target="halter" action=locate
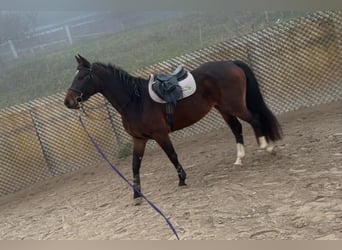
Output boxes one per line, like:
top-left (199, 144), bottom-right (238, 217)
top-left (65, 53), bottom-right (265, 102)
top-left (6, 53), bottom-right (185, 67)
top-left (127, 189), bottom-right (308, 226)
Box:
top-left (68, 64), bottom-right (95, 114)
top-left (67, 88), bottom-right (87, 115)
top-left (68, 87), bottom-right (83, 101)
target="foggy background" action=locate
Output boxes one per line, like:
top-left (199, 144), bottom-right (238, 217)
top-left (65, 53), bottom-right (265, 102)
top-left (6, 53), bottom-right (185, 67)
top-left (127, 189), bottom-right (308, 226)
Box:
top-left (0, 11), bottom-right (309, 109)
top-left (0, 11), bottom-right (183, 59)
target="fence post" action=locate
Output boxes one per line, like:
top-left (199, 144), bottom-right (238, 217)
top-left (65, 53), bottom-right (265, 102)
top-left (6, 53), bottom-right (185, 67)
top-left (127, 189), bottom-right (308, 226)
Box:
top-left (8, 40), bottom-right (18, 59)
top-left (264, 11), bottom-right (270, 23)
top-left (246, 44), bottom-right (255, 70)
top-left (198, 23), bottom-right (203, 47)
top-left (29, 103), bottom-right (55, 177)
top-left (103, 96), bottom-right (124, 151)
top-left (64, 25), bottom-right (73, 45)
top-left (119, 21), bottom-right (125, 32)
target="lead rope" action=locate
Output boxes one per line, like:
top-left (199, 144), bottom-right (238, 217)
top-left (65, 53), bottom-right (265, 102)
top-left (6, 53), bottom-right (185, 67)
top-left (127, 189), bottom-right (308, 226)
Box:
top-left (77, 111), bottom-right (180, 240)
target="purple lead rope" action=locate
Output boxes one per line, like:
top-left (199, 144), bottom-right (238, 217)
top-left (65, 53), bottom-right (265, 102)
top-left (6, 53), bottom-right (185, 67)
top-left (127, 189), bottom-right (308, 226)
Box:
top-left (78, 114), bottom-right (180, 240)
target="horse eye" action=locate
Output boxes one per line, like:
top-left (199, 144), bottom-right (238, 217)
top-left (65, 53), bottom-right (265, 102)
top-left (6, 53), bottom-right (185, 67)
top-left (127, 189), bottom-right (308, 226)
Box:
top-left (78, 74), bottom-right (87, 81)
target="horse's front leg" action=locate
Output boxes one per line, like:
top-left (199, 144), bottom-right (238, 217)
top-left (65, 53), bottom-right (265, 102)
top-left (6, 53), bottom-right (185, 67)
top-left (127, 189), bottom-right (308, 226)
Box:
top-left (132, 137), bottom-right (147, 206)
top-left (154, 134), bottom-right (187, 186)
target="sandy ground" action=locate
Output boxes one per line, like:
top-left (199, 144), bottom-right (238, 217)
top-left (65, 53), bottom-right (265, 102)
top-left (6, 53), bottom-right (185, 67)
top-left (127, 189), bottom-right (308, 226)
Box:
top-left (0, 101), bottom-right (341, 240)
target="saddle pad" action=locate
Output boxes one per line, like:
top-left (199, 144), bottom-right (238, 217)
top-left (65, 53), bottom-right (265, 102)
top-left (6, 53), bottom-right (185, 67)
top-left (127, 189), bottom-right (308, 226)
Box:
top-left (148, 72), bottom-right (196, 103)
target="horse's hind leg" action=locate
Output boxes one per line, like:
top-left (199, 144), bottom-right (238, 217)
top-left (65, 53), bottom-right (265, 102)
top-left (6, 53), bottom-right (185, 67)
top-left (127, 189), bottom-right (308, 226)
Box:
top-left (234, 109), bottom-right (271, 151)
top-left (154, 134), bottom-right (187, 186)
top-left (216, 109), bottom-right (245, 165)
top-left (227, 116), bottom-right (246, 165)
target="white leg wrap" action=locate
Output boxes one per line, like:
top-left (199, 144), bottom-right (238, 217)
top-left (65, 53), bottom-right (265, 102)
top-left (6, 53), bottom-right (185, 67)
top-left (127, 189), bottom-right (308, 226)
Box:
top-left (234, 143), bottom-right (245, 165)
top-left (237, 143), bottom-right (245, 158)
top-left (258, 136), bottom-right (268, 149)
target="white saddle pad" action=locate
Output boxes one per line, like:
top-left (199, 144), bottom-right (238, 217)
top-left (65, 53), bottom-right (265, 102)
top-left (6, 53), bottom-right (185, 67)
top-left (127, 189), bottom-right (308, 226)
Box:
top-left (148, 72), bottom-right (196, 103)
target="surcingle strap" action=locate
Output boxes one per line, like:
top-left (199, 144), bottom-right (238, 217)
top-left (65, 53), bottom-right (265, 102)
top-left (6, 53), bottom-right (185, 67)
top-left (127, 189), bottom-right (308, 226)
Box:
top-left (152, 65), bottom-right (186, 131)
top-left (153, 80), bottom-right (179, 131)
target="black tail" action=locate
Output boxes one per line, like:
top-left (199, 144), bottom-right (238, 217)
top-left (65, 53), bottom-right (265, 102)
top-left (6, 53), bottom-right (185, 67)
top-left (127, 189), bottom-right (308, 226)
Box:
top-left (233, 60), bottom-right (283, 142)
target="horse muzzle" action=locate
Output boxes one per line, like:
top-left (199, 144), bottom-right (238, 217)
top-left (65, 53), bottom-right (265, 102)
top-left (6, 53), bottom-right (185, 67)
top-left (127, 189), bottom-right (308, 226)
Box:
top-left (64, 91), bottom-right (81, 109)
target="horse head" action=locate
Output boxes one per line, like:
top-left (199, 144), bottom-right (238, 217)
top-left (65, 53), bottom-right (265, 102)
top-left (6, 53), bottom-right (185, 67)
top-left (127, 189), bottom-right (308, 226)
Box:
top-left (64, 54), bottom-right (99, 109)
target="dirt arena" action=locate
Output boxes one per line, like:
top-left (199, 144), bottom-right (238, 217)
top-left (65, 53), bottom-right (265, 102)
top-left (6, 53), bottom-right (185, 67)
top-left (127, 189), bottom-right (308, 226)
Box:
top-left (0, 101), bottom-right (341, 240)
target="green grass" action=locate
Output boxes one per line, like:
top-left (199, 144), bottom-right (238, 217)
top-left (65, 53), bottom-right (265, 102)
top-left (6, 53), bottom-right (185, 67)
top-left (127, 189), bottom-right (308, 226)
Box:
top-left (0, 11), bottom-right (308, 109)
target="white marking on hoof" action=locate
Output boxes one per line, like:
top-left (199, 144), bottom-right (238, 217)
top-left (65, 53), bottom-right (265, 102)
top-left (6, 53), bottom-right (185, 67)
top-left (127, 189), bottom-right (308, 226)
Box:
top-left (258, 136), bottom-right (267, 149)
top-left (234, 158), bottom-right (243, 166)
top-left (266, 143), bottom-right (275, 153)
top-left (234, 143), bottom-right (245, 165)
top-left (133, 197), bottom-right (143, 206)
top-left (237, 143), bottom-right (245, 158)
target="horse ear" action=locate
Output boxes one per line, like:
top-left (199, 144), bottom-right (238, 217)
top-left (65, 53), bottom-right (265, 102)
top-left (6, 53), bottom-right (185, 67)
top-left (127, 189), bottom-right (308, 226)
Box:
top-left (77, 54), bottom-right (91, 68)
top-left (75, 55), bottom-right (81, 64)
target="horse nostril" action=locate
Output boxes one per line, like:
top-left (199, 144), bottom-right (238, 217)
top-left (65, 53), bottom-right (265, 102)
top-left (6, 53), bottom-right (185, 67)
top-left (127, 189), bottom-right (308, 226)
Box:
top-left (64, 98), bottom-right (70, 107)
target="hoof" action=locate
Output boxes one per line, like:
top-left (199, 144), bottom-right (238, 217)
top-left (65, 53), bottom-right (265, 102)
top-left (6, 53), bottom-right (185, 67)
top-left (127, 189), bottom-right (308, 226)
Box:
top-left (234, 158), bottom-right (243, 166)
top-left (258, 136), bottom-right (268, 149)
top-left (133, 197), bottom-right (143, 206)
top-left (266, 145), bottom-right (275, 154)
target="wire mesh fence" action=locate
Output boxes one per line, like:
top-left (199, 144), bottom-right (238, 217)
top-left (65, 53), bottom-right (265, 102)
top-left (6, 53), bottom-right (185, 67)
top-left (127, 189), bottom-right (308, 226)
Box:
top-left (0, 11), bottom-right (341, 196)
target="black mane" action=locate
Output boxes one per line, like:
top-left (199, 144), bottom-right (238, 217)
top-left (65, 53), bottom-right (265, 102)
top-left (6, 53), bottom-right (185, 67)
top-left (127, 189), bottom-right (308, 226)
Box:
top-left (94, 62), bottom-right (147, 98)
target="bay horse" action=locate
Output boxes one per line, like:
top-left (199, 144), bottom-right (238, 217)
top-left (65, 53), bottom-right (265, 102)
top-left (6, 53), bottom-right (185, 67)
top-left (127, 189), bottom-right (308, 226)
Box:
top-left (64, 54), bottom-right (282, 205)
